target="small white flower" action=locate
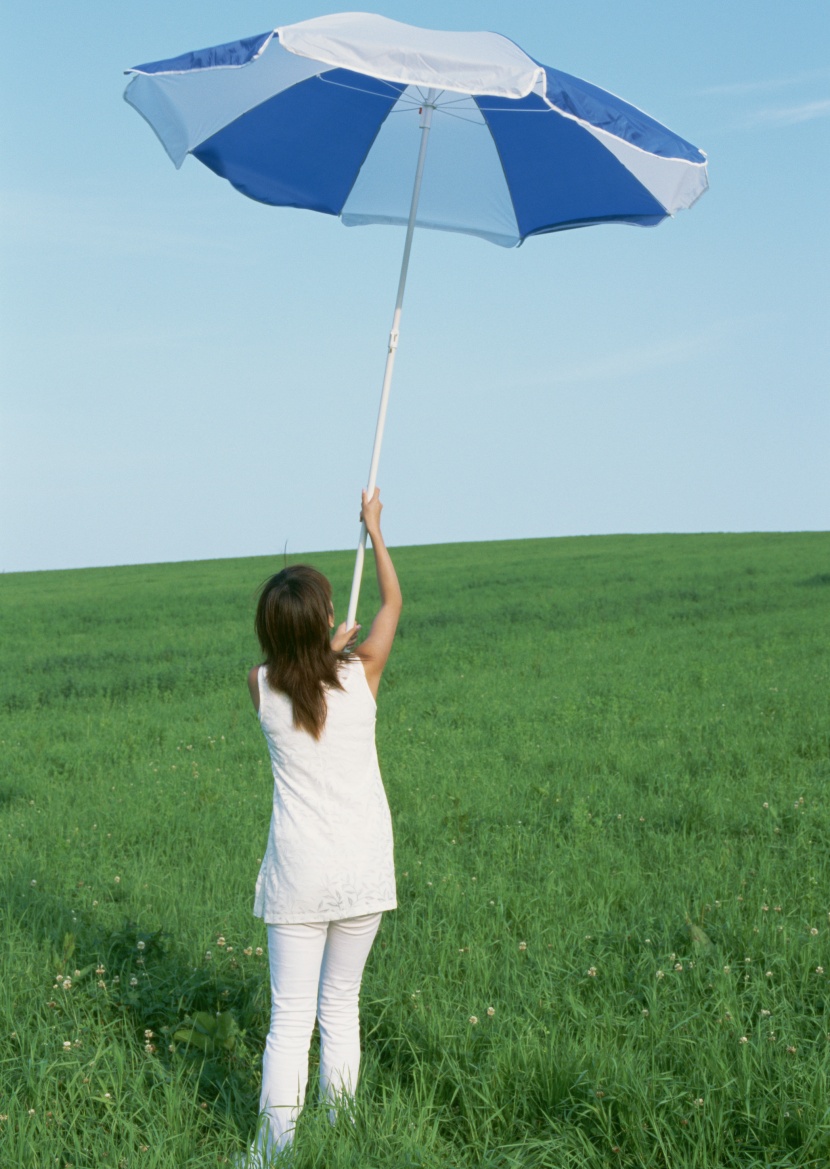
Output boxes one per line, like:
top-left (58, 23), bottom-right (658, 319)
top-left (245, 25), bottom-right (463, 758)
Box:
top-left (469, 1015), bottom-right (478, 1025)
top-left (739, 1036), bottom-right (748, 1044)
top-left (136, 940), bottom-right (145, 951)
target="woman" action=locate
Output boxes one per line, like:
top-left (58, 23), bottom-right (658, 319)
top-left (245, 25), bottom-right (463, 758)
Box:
top-left (244, 487), bottom-right (401, 1164)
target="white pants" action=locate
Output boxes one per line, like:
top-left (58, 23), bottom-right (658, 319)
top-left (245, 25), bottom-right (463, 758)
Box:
top-left (256, 912), bottom-right (381, 1160)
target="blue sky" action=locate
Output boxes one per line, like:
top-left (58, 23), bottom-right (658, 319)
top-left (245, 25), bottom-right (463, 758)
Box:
top-left (2, 1), bottom-right (828, 573)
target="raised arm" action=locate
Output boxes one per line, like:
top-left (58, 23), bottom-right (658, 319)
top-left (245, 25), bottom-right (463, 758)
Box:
top-left (354, 487), bottom-right (402, 699)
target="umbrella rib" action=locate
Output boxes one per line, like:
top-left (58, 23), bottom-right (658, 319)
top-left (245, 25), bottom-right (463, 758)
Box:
top-left (316, 73), bottom-right (410, 102)
top-left (434, 109), bottom-right (489, 126)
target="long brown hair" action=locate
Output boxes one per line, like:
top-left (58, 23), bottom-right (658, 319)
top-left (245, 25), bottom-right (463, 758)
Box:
top-left (254, 565), bottom-right (346, 739)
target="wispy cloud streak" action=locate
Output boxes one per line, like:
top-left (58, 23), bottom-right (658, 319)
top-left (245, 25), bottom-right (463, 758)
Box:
top-left (743, 98), bottom-right (830, 127)
top-left (700, 69), bottom-right (830, 97)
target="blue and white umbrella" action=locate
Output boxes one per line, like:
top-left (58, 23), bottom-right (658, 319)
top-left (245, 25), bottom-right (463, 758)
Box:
top-left (125, 12), bottom-right (708, 620)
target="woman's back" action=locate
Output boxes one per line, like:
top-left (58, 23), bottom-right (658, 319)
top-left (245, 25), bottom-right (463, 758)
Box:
top-left (254, 658), bottom-right (396, 924)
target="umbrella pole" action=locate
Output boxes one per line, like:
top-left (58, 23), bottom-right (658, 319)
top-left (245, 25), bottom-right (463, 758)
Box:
top-left (346, 90), bottom-right (437, 629)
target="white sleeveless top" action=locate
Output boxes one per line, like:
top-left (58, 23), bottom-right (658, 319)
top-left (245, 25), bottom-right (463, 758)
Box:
top-left (253, 657), bottom-right (397, 924)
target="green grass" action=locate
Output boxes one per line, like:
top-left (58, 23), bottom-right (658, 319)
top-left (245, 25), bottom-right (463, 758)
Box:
top-left (1, 531), bottom-right (829, 1167)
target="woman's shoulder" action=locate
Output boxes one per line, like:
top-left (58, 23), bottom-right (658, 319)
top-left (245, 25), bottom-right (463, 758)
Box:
top-left (247, 664), bottom-right (262, 713)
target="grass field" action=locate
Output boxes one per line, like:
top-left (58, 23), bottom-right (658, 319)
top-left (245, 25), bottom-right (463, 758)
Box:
top-left (1, 531), bottom-right (829, 1168)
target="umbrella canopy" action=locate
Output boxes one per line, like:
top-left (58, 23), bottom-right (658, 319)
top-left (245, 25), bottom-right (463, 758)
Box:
top-left (125, 12), bottom-right (708, 249)
top-left (125, 13), bottom-right (708, 622)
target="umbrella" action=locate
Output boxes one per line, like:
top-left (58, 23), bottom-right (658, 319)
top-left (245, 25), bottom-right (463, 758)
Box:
top-left (124, 12), bottom-right (708, 622)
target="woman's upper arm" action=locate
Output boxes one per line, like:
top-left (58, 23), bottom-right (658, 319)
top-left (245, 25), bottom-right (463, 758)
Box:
top-left (355, 602), bottom-right (401, 698)
top-left (247, 665), bottom-right (261, 712)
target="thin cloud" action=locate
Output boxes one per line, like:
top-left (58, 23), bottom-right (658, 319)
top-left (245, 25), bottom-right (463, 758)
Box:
top-left (520, 315), bottom-right (772, 391)
top-left (700, 69), bottom-right (830, 96)
top-left (540, 332), bottom-right (718, 388)
top-left (743, 98), bottom-right (830, 127)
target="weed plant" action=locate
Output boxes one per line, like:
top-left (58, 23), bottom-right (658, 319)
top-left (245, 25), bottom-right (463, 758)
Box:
top-left (1, 532), bottom-right (829, 1167)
